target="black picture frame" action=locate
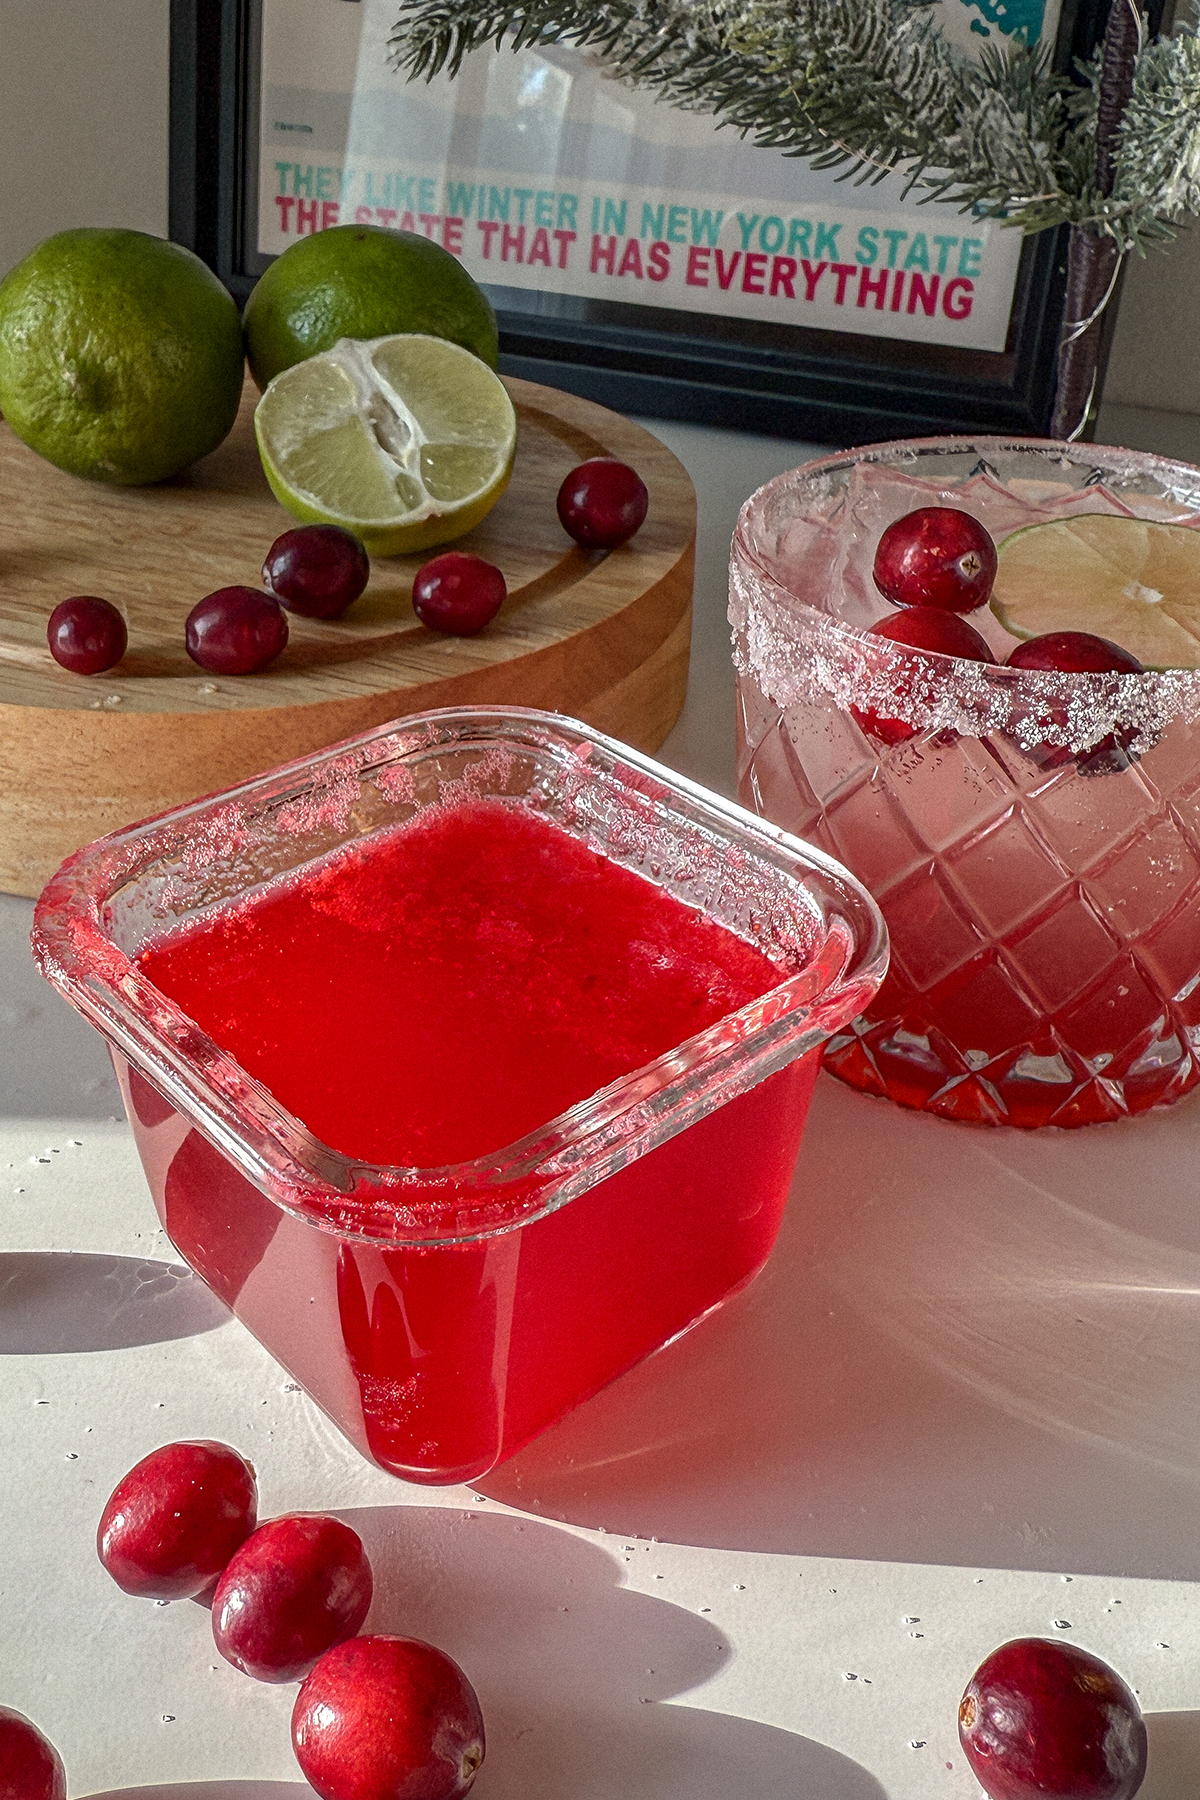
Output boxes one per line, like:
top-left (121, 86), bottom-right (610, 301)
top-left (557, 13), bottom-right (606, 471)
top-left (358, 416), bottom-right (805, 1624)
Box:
top-left (170, 0), bottom-right (1134, 442)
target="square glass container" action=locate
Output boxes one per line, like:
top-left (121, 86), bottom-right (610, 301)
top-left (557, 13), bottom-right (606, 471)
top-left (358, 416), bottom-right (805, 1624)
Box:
top-left (32, 706), bottom-right (886, 1484)
top-left (731, 437), bottom-right (1200, 1129)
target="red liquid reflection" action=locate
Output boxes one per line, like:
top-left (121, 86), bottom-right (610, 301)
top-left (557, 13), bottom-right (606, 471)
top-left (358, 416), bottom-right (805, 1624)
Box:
top-left (117, 1053), bottom-right (818, 1483)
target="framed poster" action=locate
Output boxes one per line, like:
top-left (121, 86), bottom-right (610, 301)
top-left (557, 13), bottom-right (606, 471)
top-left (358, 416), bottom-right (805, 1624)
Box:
top-left (170, 0), bottom-right (1120, 439)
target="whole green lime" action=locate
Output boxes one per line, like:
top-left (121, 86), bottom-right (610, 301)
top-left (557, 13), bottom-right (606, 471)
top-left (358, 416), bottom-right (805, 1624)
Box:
top-left (0, 229), bottom-right (244, 485)
top-left (243, 225), bottom-right (499, 390)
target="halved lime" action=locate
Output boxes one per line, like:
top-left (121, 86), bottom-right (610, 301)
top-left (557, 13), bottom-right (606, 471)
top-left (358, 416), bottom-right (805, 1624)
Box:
top-left (254, 334), bottom-right (517, 556)
top-left (991, 513), bottom-right (1200, 670)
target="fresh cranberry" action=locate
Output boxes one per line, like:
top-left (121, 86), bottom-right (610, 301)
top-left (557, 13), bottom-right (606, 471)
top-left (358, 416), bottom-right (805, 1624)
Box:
top-left (1006, 631), bottom-right (1144, 675)
top-left (556, 458), bottom-right (649, 549)
top-left (46, 596), bottom-right (127, 674)
top-left (293, 1636), bottom-right (485, 1800)
top-left (411, 553), bottom-right (506, 636)
top-left (263, 526), bottom-right (370, 619)
top-left (0, 1708), bottom-right (65, 1800)
top-left (853, 605), bottom-right (995, 746)
top-left (869, 605), bottom-right (996, 660)
top-left (1006, 633), bottom-right (1144, 775)
top-left (186, 586), bottom-right (288, 674)
top-left (873, 506), bottom-right (997, 612)
top-left (211, 1513), bottom-right (372, 1682)
top-left (959, 1638), bottom-right (1147, 1800)
top-left (97, 1440), bottom-right (257, 1600)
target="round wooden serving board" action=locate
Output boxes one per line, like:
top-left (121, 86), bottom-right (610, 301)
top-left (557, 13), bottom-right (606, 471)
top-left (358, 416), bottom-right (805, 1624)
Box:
top-left (0, 375), bottom-right (695, 896)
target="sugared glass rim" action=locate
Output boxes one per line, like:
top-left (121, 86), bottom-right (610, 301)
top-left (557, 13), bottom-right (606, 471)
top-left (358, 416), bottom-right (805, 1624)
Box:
top-left (730, 435), bottom-right (1200, 753)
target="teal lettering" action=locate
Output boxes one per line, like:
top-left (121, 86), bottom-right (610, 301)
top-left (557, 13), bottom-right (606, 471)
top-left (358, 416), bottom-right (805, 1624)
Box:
top-left (535, 190), bottom-right (555, 227)
top-left (602, 198), bottom-right (627, 235)
top-left (666, 204), bottom-right (689, 243)
top-left (932, 234), bottom-right (959, 273)
top-left (786, 218), bottom-right (812, 257)
top-left (904, 233), bottom-right (931, 272)
top-left (736, 213), bottom-right (761, 250)
top-left (557, 193), bottom-right (577, 230)
top-left (446, 181), bottom-right (477, 218)
top-left (690, 208), bottom-right (723, 246)
top-left (959, 236), bottom-right (983, 276)
top-left (882, 228), bottom-right (907, 268)
top-left (488, 186), bottom-right (511, 221)
top-left (813, 221), bottom-right (841, 259)
top-left (855, 225), bottom-right (879, 266)
top-left (759, 215), bottom-right (785, 253)
top-left (641, 203), bottom-right (665, 240)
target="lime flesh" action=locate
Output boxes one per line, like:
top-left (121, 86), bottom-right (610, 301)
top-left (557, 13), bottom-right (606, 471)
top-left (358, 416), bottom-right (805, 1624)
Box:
top-left (254, 334), bottom-right (517, 556)
top-left (991, 513), bottom-right (1200, 670)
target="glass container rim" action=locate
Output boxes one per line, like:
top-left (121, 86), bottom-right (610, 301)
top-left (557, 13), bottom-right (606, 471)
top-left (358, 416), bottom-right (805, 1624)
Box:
top-left (31, 705), bottom-right (888, 1248)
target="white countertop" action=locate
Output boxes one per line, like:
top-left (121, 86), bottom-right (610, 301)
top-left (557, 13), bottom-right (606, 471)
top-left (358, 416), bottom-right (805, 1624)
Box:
top-left (4, 415), bottom-right (1200, 1800)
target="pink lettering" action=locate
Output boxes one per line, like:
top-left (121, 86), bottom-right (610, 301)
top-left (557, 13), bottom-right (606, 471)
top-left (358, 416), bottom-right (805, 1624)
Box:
top-left (590, 235), bottom-right (618, 274)
top-left (714, 250), bottom-right (741, 291)
top-left (942, 277), bottom-right (974, 320)
top-left (830, 263), bottom-right (857, 304)
top-left (769, 255), bottom-right (797, 299)
top-left (742, 252), bottom-right (768, 295)
top-left (800, 260), bottom-right (827, 301)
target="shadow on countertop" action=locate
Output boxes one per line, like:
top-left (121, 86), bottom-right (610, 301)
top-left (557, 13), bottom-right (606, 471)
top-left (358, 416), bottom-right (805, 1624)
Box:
top-left (0, 1252), bottom-right (228, 1352)
top-left (349, 1504), bottom-right (887, 1800)
top-left (482, 1074), bottom-right (1200, 1581)
top-left (2, 893), bottom-right (122, 1121)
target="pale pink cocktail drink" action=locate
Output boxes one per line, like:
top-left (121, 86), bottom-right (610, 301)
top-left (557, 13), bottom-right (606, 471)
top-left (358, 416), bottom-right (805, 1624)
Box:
top-left (732, 439), bottom-right (1200, 1128)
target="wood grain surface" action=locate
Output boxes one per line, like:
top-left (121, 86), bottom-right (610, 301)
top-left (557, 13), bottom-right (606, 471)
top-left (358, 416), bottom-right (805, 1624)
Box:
top-left (0, 375), bottom-right (696, 896)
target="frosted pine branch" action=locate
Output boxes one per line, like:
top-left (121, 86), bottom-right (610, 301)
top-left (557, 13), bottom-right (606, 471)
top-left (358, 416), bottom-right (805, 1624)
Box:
top-left (387, 0), bottom-right (1200, 250)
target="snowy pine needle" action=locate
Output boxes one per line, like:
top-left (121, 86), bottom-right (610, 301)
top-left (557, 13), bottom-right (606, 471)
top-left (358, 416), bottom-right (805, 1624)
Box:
top-left (387, 0), bottom-right (1200, 250)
